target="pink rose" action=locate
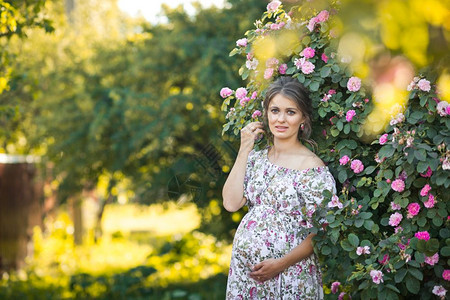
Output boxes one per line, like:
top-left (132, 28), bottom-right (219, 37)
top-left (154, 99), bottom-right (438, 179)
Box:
top-left (443, 270), bottom-right (450, 281)
top-left (437, 101), bottom-right (449, 116)
top-left (264, 68), bottom-right (274, 79)
top-left (346, 109), bottom-right (356, 122)
top-left (424, 193), bottom-right (435, 208)
top-left (266, 0), bottom-right (281, 13)
top-left (417, 78), bottom-right (431, 92)
top-left (331, 281), bottom-right (340, 294)
top-left (302, 47), bottom-right (315, 59)
top-left (356, 246), bottom-right (370, 255)
top-left (370, 270), bottom-right (383, 284)
top-left (251, 91), bottom-right (258, 99)
top-left (415, 231), bottom-right (430, 241)
top-left (328, 89), bottom-right (336, 95)
top-left (338, 292), bottom-right (346, 300)
top-left (389, 212), bottom-right (403, 227)
top-left (316, 10), bottom-right (330, 22)
top-left (432, 285), bottom-right (447, 298)
top-left (347, 76), bottom-right (362, 92)
top-left (307, 17), bottom-right (318, 32)
top-left (294, 57), bottom-right (304, 69)
top-left (391, 179), bottom-right (405, 192)
top-left (328, 195), bottom-right (343, 209)
top-left (321, 53), bottom-right (328, 63)
top-left (278, 63), bottom-right (288, 74)
top-left (220, 87), bottom-right (233, 98)
top-left (339, 155), bottom-right (350, 165)
top-left (420, 184), bottom-right (431, 196)
top-left (420, 167), bottom-right (433, 178)
top-left (390, 201), bottom-right (401, 210)
top-left (350, 159), bottom-right (364, 173)
top-left (235, 87), bottom-right (248, 100)
top-left (379, 133), bottom-right (388, 145)
top-left (301, 61), bottom-right (315, 74)
top-left (379, 254), bottom-right (390, 265)
top-left (252, 110), bottom-right (262, 119)
top-left (236, 38), bottom-right (248, 47)
top-left (425, 253), bottom-right (439, 266)
top-left (407, 203), bottom-right (420, 218)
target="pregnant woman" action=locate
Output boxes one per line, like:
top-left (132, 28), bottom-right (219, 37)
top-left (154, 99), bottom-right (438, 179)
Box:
top-left (222, 76), bottom-right (336, 299)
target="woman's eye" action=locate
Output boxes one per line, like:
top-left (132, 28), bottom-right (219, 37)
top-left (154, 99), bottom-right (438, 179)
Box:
top-left (288, 111), bottom-right (295, 115)
top-left (271, 109), bottom-right (279, 113)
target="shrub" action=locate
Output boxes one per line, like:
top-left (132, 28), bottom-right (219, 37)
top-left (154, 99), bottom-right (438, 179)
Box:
top-left (220, 2), bottom-right (450, 299)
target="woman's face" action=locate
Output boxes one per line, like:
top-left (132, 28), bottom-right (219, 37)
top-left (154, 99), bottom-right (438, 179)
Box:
top-left (267, 93), bottom-right (305, 141)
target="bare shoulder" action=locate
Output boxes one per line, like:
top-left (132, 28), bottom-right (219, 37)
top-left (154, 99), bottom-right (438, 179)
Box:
top-left (294, 148), bottom-right (325, 170)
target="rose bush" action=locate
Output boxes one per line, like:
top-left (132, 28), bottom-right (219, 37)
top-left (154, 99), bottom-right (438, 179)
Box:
top-left (220, 1), bottom-right (449, 299)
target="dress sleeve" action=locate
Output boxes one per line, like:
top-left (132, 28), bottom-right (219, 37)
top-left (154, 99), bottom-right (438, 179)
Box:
top-left (302, 168), bottom-right (337, 229)
top-left (243, 149), bottom-right (256, 203)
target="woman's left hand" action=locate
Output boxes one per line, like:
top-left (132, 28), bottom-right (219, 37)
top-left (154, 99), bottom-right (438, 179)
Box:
top-left (249, 258), bottom-right (285, 282)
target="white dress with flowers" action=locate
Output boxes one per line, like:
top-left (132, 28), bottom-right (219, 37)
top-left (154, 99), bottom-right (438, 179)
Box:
top-left (226, 147), bottom-right (336, 300)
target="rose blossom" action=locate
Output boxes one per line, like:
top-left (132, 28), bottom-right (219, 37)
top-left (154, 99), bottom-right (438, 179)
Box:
top-left (328, 195), bottom-right (343, 209)
top-left (246, 58), bottom-right (259, 70)
top-left (379, 133), bottom-right (388, 145)
top-left (220, 87), bottom-right (233, 98)
top-left (391, 179), bottom-right (405, 192)
top-left (424, 193), bottom-right (435, 208)
top-left (338, 292), bottom-right (347, 300)
top-left (307, 17), bottom-right (318, 32)
top-left (437, 101), bottom-right (449, 117)
top-left (235, 87), bottom-right (248, 100)
top-left (331, 281), bottom-right (340, 294)
top-left (389, 212), bottom-right (403, 227)
top-left (316, 10), bottom-right (329, 22)
top-left (415, 231), bottom-right (430, 241)
top-left (390, 201), bottom-right (401, 210)
top-left (264, 68), bottom-right (274, 79)
top-left (266, 57), bottom-right (279, 68)
top-left (379, 254), bottom-right (390, 265)
top-left (294, 57), bottom-right (304, 69)
top-left (251, 91), bottom-right (258, 99)
top-left (321, 53), bottom-right (328, 63)
top-left (420, 184), bottom-right (431, 196)
top-left (425, 253), bottom-right (439, 266)
top-left (302, 47), bottom-right (315, 59)
top-left (252, 110), bottom-right (262, 119)
top-left (239, 97), bottom-right (250, 106)
top-left (236, 38), bottom-right (248, 47)
top-left (346, 110), bottom-right (356, 122)
top-left (339, 155), bottom-right (350, 165)
top-left (301, 61), bottom-right (315, 74)
top-left (278, 64), bottom-right (288, 74)
top-left (356, 246), bottom-right (371, 255)
top-left (417, 78), bottom-right (431, 92)
top-left (443, 270), bottom-right (450, 281)
top-left (432, 285), bottom-right (447, 298)
top-left (347, 76), bottom-right (361, 92)
top-left (443, 157), bottom-right (450, 170)
top-left (407, 203), bottom-right (420, 218)
top-left (370, 270), bottom-right (383, 284)
top-left (350, 159), bottom-right (364, 173)
top-left (267, 0), bottom-right (281, 13)
top-left (420, 167), bottom-right (433, 178)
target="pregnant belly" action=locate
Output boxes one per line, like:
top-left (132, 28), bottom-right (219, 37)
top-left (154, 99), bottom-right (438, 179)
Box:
top-left (232, 213), bottom-right (293, 270)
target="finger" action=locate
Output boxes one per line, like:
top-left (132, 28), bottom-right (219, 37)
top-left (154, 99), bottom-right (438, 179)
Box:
top-left (252, 263), bottom-right (264, 271)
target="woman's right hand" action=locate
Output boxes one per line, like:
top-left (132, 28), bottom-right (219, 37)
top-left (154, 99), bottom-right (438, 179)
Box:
top-left (240, 122), bottom-right (264, 153)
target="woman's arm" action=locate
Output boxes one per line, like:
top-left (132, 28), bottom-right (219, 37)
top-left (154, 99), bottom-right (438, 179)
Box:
top-left (222, 122), bottom-right (264, 212)
top-left (249, 233), bottom-right (315, 281)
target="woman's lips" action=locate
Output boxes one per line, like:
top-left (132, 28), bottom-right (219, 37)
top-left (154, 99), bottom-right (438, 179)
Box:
top-left (275, 126), bottom-right (288, 132)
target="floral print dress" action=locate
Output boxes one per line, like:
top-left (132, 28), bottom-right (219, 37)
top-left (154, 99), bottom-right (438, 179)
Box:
top-left (226, 146), bottom-right (336, 300)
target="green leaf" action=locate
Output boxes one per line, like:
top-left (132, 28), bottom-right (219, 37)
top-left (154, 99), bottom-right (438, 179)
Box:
top-left (321, 245), bottom-right (331, 255)
top-left (320, 66), bottom-right (331, 78)
top-left (414, 150), bottom-right (426, 162)
top-left (364, 220), bottom-right (374, 230)
top-left (310, 81), bottom-right (320, 91)
top-left (408, 268), bottom-right (423, 281)
top-left (386, 284), bottom-right (400, 294)
top-left (340, 239), bottom-right (355, 252)
top-left (338, 170), bottom-right (348, 183)
top-left (355, 218), bottom-right (364, 228)
top-left (405, 276), bottom-right (420, 294)
top-left (286, 66), bottom-right (297, 75)
top-left (433, 217), bottom-right (443, 227)
top-left (441, 246), bottom-right (450, 256)
top-left (394, 268), bottom-right (407, 283)
top-left (416, 161), bottom-right (429, 173)
top-left (348, 233), bottom-right (359, 247)
top-left (364, 166), bottom-right (376, 175)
